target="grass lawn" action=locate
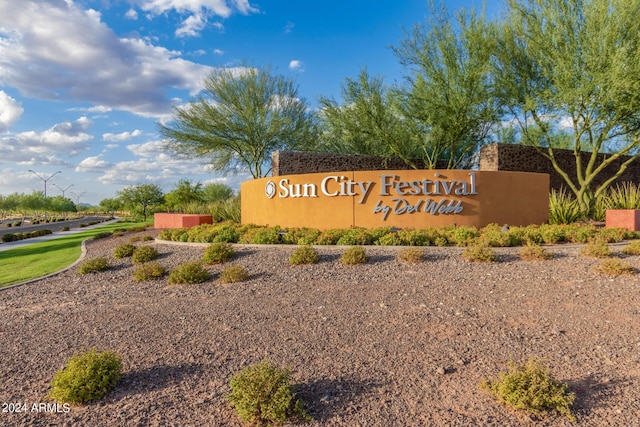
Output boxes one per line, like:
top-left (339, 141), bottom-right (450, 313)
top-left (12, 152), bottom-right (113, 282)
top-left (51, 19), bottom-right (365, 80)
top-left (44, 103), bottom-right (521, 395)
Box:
top-left (0, 221), bottom-right (148, 288)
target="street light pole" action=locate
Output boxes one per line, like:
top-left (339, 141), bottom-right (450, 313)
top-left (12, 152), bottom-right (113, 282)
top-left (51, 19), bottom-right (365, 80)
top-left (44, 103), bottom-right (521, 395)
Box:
top-left (70, 191), bottom-right (86, 206)
top-left (52, 183), bottom-right (74, 198)
top-left (28, 170), bottom-right (62, 198)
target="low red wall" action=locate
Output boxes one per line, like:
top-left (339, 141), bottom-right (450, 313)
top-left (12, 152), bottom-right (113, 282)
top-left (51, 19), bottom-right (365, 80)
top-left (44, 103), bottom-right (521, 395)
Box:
top-left (605, 210), bottom-right (640, 231)
top-left (154, 213), bottom-right (213, 229)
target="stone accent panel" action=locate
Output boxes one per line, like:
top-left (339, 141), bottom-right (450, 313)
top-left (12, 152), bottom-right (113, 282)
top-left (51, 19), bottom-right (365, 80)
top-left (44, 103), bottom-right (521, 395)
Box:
top-left (272, 151), bottom-right (448, 176)
top-left (480, 143), bottom-right (640, 192)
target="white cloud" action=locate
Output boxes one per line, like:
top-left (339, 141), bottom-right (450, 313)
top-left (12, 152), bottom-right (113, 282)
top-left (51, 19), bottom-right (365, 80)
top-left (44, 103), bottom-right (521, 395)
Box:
top-left (213, 48), bottom-right (224, 55)
top-left (289, 60), bottom-right (304, 72)
top-left (75, 155), bottom-right (113, 172)
top-left (0, 0), bottom-right (248, 118)
top-left (98, 140), bottom-right (211, 186)
top-left (125, 8), bottom-right (138, 19)
top-left (0, 91), bottom-right (23, 132)
top-left (284, 22), bottom-right (295, 34)
top-left (102, 130), bottom-right (143, 142)
top-left (135, 0), bottom-right (259, 37)
top-left (0, 116), bottom-right (93, 165)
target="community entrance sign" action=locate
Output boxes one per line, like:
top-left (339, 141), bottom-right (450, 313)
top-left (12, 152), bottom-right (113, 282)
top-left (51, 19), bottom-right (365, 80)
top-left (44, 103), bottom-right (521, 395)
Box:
top-left (241, 170), bottom-right (549, 230)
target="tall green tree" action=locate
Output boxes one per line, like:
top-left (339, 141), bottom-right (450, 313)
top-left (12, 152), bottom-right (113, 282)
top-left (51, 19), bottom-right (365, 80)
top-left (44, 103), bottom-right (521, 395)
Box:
top-left (318, 69), bottom-right (421, 163)
top-left (160, 66), bottom-right (318, 179)
top-left (164, 179), bottom-right (204, 212)
top-left (202, 182), bottom-right (234, 203)
top-left (117, 184), bottom-right (164, 221)
top-left (393, 5), bottom-right (500, 168)
top-left (494, 0), bottom-right (640, 211)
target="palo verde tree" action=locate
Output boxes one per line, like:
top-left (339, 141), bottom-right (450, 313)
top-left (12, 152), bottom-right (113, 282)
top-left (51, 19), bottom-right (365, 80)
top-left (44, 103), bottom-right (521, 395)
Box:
top-left (493, 0), bottom-right (640, 212)
top-left (392, 5), bottom-right (501, 169)
top-left (160, 66), bottom-right (318, 179)
top-left (318, 69), bottom-right (422, 163)
top-left (117, 183), bottom-right (164, 221)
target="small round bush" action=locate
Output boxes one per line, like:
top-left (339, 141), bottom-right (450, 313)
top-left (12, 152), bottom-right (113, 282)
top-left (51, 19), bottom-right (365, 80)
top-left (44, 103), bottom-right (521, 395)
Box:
top-left (622, 240), bottom-right (640, 256)
top-left (169, 261), bottom-right (211, 284)
top-left (62, 226), bottom-right (70, 232)
top-left (397, 247), bottom-right (424, 264)
top-left (519, 242), bottom-right (554, 261)
top-left (78, 257), bottom-right (111, 274)
top-left (49, 349), bottom-right (122, 404)
top-left (289, 246), bottom-right (320, 265)
top-left (229, 359), bottom-right (310, 426)
top-left (132, 245), bottom-right (160, 264)
top-left (202, 242), bottom-right (235, 264)
top-left (220, 265), bottom-right (249, 283)
top-left (92, 231), bottom-right (113, 240)
top-left (133, 262), bottom-right (166, 281)
top-left (340, 246), bottom-right (367, 265)
top-left (595, 259), bottom-right (635, 276)
top-left (113, 243), bottom-right (136, 259)
top-left (580, 238), bottom-right (612, 258)
top-left (481, 357), bottom-right (575, 421)
top-left (462, 244), bottom-right (497, 262)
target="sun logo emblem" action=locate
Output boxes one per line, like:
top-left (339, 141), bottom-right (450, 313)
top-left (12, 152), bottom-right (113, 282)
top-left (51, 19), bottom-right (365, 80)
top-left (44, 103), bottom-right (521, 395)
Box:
top-left (265, 180), bottom-right (276, 199)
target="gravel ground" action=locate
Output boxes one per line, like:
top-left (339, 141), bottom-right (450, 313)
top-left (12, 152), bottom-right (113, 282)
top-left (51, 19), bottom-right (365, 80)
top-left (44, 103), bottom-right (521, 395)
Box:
top-left (1, 229), bottom-right (640, 426)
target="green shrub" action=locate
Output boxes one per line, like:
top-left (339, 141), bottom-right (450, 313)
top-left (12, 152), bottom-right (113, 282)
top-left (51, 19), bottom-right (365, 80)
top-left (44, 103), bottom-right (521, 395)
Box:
top-left (289, 246), bottom-right (320, 265)
top-left (281, 228), bottom-right (321, 245)
top-left (61, 226), bottom-right (70, 232)
top-left (202, 242), bottom-right (236, 264)
top-left (580, 239), bottom-right (612, 258)
top-left (603, 182), bottom-right (640, 210)
top-left (49, 349), bottom-right (122, 404)
top-left (92, 231), bottom-right (112, 240)
top-left (397, 247), bottom-right (424, 264)
top-left (481, 357), bottom-right (575, 421)
top-left (113, 243), bottom-right (136, 259)
top-left (538, 224), bottom-right (566, 244)
top-left (479, 224), bottom-right (514, 247)
top-left (548, 188), bottom-right (584, 224)
top-left (622, 240), bottom-right (640, 255)
top-left (519, 242), bottom-right (554, 261)
top-left (133, 262), bottom-right (166, 281)
top-left (78, 257), bottom-right (111, 274)
top-left (132, 246), bottom-right (160, 264)
top-left (1, 233), bottom-right (17, 242)
top-left (228, 359), bottom-right (310, 426)
top-left (565, 223), bottom-right (597, 244)
top-left (462, 244), bottom-right (497, 262)
top-left (595, 259), bottom-right (635, 276)
top-left (240, 227), bottom-right (281, 244)
top-left (336, 228), bottom-right (373, 246)
top-left (396, 228), bottom-right (435, 246)
top-left (220, 265), bottom-right (249, 283)
top-left (445, 225), bottom-right (480, 246)
top-left (315, 228), bottom-right (347, 245)
top-left (169, 261), bottom-right (211, 284)
top-left (341, 246), bottom-right (367, 265)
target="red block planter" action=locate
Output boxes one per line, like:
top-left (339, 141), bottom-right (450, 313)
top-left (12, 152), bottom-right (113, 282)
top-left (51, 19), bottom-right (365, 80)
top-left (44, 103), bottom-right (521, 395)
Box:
top-left (154, 213), bottom-right (213, 229)
top-left (605, 209), bottom-right (640, 231)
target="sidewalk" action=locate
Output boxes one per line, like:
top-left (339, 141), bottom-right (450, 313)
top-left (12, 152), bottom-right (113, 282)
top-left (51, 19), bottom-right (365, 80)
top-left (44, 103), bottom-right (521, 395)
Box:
top-left (0, 217), bottom-right (121, 252)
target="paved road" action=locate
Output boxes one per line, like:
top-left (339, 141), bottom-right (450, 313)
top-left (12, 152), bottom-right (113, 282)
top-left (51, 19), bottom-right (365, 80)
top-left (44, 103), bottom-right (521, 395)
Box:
top-left (0, 217), bottom-right (120, 252)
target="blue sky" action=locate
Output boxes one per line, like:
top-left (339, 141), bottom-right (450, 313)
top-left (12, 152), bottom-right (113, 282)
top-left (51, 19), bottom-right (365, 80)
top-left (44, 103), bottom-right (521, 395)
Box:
top-left (0, 0), bottom-right (503, 205)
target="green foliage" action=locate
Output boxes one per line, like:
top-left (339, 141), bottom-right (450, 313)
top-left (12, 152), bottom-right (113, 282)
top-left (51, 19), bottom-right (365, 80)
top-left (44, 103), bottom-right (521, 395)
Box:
top-left (132, 245), bottom-right (160, 264)
top-left (281, 228), bottom-right (322, 245)
top-left (519, 242), bottom-right (554, 261)
top-left (202, 242), bottom-right (236, 264)
top-left (478, 224), bottom-right (516, 247)
top-left (169, 261), bottom-right (211, 284)
top-left (580, 238), bottom-right (612, 258)
top-left (209, 196), bottom-right (241, 223)
top-left (397, 247), bottom-right (424, 264)
top-left (49, 349), bottom-right (122, 404)
top-left (164, 179), bottom-right (204, 212)
top-left (289, 246), bottom-right (321, 265)
top-left (117, 183), bottom-right (164, 222)
top-left (445, 225), bottom-right (480, 246)
top-left (481, 357), bottom-right (575, 421)
top-left (341, 246), bottom-right (367, 265)
top-left (336, 228), bottom-right (374, 246)
top-left (315, 228), bottom-right (347, 245)
top-left (133, 262), bottom-right (166, 281)
top-left (92, 231), bottom-right (113, 240)
top-left (228, 359), bottom-right (310, 426)
top-left (220, 264), bottom-right (249, 283)
top-left (462, 243), bottom-right (497, 262)
top-left (548, 189), bottom-right (585, 225)
top-left (240, 227), bottom-right (281, 244)
top-left (113, 243), bottom-right (136, 259)
top-left (603, 182), bottom-right (640, 210)
top-left (160, 66), bottom-right (318, 179)
top-left (595, 259), bottom-right (635, 276)
top-left (622, 240), bottom-right (640, 255)
top-left (77, 257), bottom-right (111, 274)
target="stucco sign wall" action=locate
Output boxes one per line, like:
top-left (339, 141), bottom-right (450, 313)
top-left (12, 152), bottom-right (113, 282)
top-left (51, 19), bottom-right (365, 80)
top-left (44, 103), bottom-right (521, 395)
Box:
top-left (241, 170), bottom-right (549, 230)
